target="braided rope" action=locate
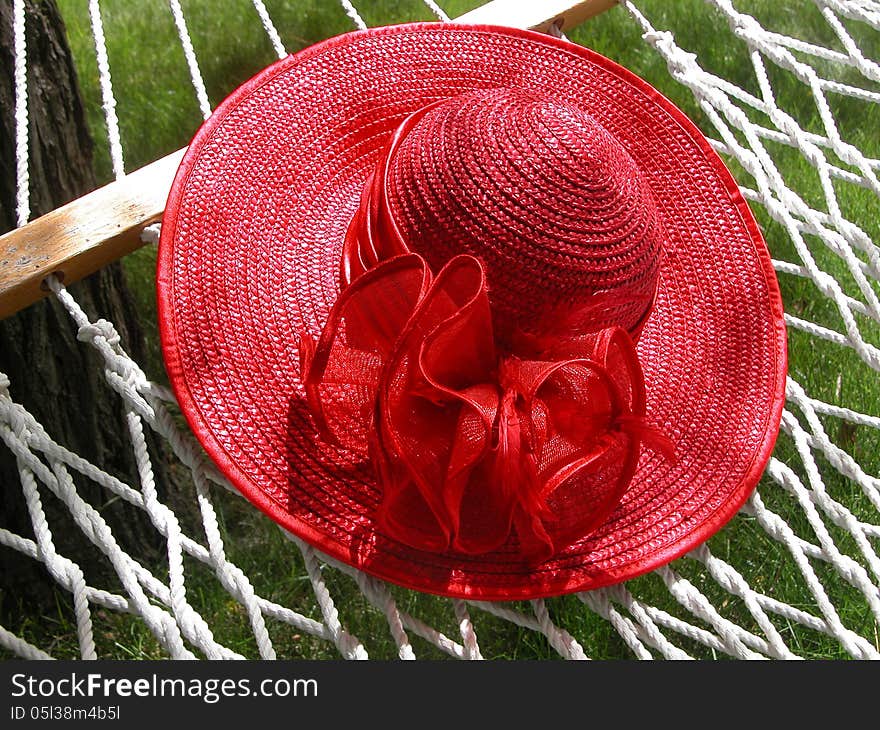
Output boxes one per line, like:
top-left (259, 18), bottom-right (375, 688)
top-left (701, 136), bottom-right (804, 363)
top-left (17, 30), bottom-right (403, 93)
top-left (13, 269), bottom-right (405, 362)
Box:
top-left (87, 0), bottom-right (125, 179)
top-left (12, 0), bottom-right (28, 226)
top-left (422, 1), bottom-right (451, 22)
top-left (167, 0), bottom-right (212, 120)
top-left (338, 1), bottom-right (367, 32)
top-left (2, 0), bottom-right (879, 659)
top-left (252, 0), bottom-right (287, 59)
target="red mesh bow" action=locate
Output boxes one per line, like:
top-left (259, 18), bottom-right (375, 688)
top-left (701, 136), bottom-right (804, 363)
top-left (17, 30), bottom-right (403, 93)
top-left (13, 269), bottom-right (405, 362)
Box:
top-left (300, 253), bottom-right (672, 561)
top-left (298, 101), bottom-right (672, 561)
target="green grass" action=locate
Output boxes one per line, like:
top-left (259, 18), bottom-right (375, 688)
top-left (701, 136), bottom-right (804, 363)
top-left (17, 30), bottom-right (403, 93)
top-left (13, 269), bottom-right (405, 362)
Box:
top-left (6, 0), bottom-right (877, 659)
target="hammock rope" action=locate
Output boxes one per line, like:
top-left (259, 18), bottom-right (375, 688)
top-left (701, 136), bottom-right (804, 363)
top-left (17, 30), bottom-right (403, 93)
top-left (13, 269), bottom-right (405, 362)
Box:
top-left (2, 0), bottom-right (879, 660)
top-left (88, 0), bottom-right (125, 180)
top-left (12, 0), bottom-right (29, 226)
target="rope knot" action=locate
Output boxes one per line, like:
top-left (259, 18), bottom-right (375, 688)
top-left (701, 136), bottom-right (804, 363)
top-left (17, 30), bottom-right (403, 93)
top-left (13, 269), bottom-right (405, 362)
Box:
top-left (77, 318), bottom-right (121, 347)
top-left (729, 12), bottom-right (763, 41)
top-left (643, 30), bottom-right (698, 74)
top-left (8, 407), bottom-right (31, 441)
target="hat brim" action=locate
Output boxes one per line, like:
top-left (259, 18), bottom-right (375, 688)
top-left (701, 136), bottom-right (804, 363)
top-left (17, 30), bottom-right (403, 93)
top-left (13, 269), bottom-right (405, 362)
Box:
top-left (157, 23), bottom-right (787, 600)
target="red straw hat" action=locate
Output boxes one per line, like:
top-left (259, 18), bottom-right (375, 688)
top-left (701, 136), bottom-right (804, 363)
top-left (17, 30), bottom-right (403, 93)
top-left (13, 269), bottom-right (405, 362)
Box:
top-left (157, 23), bottom-right (787, 600)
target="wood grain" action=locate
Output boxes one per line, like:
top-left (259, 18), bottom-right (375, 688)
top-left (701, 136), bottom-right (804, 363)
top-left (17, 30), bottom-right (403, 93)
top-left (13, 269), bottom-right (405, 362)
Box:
top-left (458, 0), bottom-right (618, 32)
top-left (0, 149), bottom-right (184, 319)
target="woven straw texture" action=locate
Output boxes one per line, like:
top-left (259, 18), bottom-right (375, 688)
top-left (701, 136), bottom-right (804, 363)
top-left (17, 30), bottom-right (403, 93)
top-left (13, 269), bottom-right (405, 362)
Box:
top-left (4, 0), bottom-right (879, 660)
top-left (386, 87), bottom-right (664, 340)
top-left (157, 23), bottom-right (787, 599)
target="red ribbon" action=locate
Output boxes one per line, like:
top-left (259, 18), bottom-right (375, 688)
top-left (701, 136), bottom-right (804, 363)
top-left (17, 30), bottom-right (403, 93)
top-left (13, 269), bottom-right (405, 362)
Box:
top-left (299, 107), bottom-right (673, 561)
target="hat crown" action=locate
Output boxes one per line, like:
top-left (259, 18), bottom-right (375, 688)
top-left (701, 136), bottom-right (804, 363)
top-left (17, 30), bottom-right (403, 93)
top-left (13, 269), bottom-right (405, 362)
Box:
top-left (385, 88), bottom-right (664, 342)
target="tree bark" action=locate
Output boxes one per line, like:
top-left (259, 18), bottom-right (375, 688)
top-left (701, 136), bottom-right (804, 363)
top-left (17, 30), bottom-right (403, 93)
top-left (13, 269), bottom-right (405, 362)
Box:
top-left (0, 0), bottom-right (183, 616)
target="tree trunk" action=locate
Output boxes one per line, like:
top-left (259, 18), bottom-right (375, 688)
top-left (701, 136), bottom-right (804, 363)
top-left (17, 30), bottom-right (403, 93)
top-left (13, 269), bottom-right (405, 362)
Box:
top-left (0, 0), bottom-right (183, 616)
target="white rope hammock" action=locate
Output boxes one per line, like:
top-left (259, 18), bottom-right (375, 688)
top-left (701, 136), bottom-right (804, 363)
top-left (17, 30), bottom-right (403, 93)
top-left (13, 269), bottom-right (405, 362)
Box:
top-left (2, 0), bottom-right (879, 659)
